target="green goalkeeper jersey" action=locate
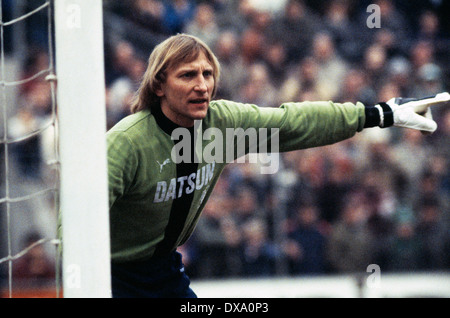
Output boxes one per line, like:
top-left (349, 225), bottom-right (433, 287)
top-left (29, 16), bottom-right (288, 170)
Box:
top-left (107, 99), bottom-right (366, 262)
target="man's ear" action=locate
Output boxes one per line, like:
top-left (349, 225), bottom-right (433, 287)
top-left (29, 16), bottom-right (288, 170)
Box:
top-left (154, 73), bottom-right (165, 97)
top-left (154, 83), bottom-right (164, 97)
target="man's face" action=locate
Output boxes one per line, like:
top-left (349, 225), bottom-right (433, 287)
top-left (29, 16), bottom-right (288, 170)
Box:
top-left (156, 51), bottom-right (215, 127)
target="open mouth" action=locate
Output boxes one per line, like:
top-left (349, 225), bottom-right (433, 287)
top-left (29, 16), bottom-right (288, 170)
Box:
top-left (189, 98), bottom-right (208, 105)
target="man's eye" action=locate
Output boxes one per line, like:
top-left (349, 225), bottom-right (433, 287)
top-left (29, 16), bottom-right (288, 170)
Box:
top-left (203, 71), bottom-right (213, 77)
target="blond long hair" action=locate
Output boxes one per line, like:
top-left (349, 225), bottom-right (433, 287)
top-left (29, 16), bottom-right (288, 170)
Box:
top-left (130, 34), bottom-right (221, 113)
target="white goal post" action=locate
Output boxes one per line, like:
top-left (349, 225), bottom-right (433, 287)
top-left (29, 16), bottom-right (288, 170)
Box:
top-left (54, 0), bottom-right (111, 297)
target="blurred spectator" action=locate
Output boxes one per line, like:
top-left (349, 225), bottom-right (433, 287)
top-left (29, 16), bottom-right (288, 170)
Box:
top-left (106, 56), bottom-right (146, 128)
top-left (416, 11), bottom-right (440, 43)
top-left (326, 192), bottom-right (373, 273)
top-left (369, 0), bottom-right (412, 56)
top-left (410, 40), bottom-right (435, 72)
top-left (391, 129), bottom-right (431, 200)
top-left (184, 3), bottom-right (220, 48)
top-left (279, 56), bottom-right (325, 103)
top-left (227, 162), bottom-right (271, 207)
top-left (20, 80), bottom-right (52, 117)
top-left (105, 40), bottom-right (136, 86)
top-left (270, 0), bottom-right (321, 64)
top-left (360, 169), bottom-right (396, 269)
top-left (238, 63), bottom-right (278, 107)
top-left (362, 44), bottom-right (388, 92)
top-left (239, 27), bottom-right (267, 66)
top-left (191, 194), bottom-right (242, 278)
top-left (264, 41), bottom-right (289, 88)
top-left (430, 111), bottom-right (450, 214)
top-left (388, 221), bottom-right (421, 271)
top-left (311, 32), bottom-right (348, 100)
top-left (283, 149), bottom-right (325, 215)
top-left (414, 10), bottom-right (449, 67)
top-left (20, 48), bottom-right (50, 94)
top-left (240, 218), bottom-right (278, 277)
top-left (162, 0), bottom-right (196, 34)
top-left (213, 31), bottom-right (247, 100)
top-left (12, 233), bottom-right (55, 286)
top-left (126, 0), bottom-right (169, 36)
top-left (230, 184), bottom-right (263, 227)
top-left (322, 0), bottom-right (364, 61)
top-left (414, 63), bottom-right (445, 98)
top-left (316, 145), bottom-right (356, 225)
top-left (214, 0), bottom-right (254, 34)
top-left (426, 153), bottom-right (449, 204)
top-left (8, 108), bottom-right (43, 179)
top-left (247, 0), bottom-right (288, 15)
top-left (408, 40), bottom-right (442, 96)
top-left (386, 56), bottom-right (413, 97)
top-left (434, 109), bottom-right (450, 159)
top-left (283, 204), bottom-right (327, 275)
top-left (415, 197), bottom-right (448, 270)
top-left (335, 68), bottom-right (376, 105)
top-left (414, 168), bottom-right (449, 223)
top-left (8, 48), bottom-right (53, 180)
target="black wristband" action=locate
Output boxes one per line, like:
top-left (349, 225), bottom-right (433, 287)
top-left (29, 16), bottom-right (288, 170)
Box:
top-left (377, 102), bottom-right (394, 127)
top-left (364, 106), bottom-right (382, 128)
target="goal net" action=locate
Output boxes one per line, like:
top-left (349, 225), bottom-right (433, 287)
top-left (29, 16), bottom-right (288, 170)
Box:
top-left (0, 0), bottom-right (111, 298)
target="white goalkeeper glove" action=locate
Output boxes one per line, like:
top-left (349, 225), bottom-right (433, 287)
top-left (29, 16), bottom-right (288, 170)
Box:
top-left (368, 92), bottom-right (450, 133)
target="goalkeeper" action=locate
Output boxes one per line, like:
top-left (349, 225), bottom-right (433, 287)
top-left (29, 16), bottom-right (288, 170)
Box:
top-left (107, 33), bottom-right (447, 298)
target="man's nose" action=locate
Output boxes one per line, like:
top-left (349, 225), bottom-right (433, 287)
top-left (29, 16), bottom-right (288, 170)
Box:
top-left (194, 76), bottom-right (208, 92)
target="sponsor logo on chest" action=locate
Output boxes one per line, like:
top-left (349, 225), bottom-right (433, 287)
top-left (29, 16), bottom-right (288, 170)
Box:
top-left (153, 162), bottom-right (215, 203)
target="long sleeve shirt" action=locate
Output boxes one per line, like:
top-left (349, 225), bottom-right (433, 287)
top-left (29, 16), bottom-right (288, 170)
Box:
top-left (107, 99), bottom-right (366, 262)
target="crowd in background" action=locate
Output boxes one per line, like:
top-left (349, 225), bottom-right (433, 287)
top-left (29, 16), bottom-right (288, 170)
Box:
top-left (1, 0), bottom-right (449, 285)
